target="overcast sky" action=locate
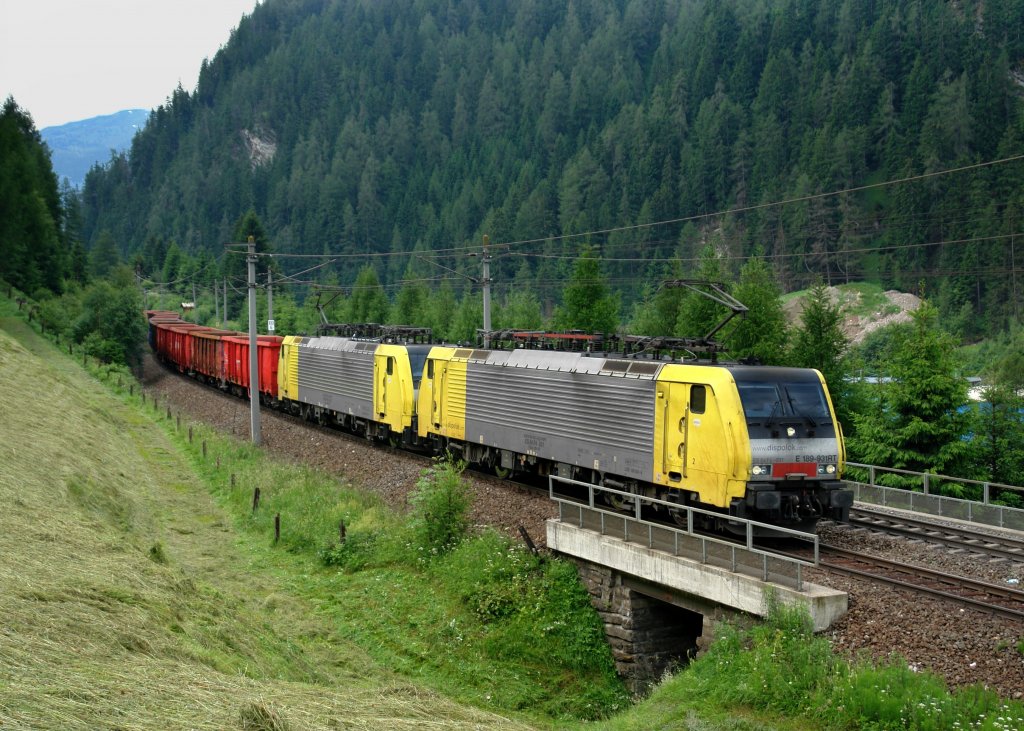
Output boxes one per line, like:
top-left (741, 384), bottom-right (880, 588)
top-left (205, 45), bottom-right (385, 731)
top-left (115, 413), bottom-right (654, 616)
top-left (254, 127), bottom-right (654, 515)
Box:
top-left (0, 0), bottom-right (260, 129)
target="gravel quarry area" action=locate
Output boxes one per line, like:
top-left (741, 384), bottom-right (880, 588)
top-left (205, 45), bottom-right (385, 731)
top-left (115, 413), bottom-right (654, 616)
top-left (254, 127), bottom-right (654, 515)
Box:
top-left (140, 355), bottom-right (1024, 700)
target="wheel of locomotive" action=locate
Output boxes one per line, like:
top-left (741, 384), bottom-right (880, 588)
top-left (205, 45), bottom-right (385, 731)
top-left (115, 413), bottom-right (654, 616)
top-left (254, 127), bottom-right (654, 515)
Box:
top-left (603, 491), bottom-right (632, 512)
top-left (599, 476), bottom-right (636, 513)
top-left (668, 506), bottom-right (690, 528)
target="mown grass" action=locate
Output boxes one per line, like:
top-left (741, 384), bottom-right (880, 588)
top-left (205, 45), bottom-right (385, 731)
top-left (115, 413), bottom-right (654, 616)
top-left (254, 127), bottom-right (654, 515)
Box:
top-left (174, 426), bottom-right (629, 722)
top-left (0, 298), bottom-right (533, 730)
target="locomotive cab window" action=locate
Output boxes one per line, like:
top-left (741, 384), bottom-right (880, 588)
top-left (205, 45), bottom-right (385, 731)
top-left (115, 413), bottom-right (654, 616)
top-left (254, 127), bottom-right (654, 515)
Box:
top-left (690, 385), bottom-right (706, 414)
top-left (386, 357), bottom-right (395, 375)
top-left (737, 378), bottom-right (830, 424)
top-left (427, 359), bottom-right (434, 379)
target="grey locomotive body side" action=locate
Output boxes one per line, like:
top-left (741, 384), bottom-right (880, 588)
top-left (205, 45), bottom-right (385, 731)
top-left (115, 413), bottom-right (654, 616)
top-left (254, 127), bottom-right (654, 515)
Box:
top-left (462, 350), bottom-right (657, 481)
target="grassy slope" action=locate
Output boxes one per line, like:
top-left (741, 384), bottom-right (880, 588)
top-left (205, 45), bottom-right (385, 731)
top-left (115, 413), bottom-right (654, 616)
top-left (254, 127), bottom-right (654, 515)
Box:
top-left (0, 312), bottom-right (530, 730)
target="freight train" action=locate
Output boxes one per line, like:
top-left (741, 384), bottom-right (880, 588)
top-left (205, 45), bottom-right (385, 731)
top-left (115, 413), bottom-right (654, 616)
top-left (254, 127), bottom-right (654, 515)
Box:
top-left (147, 312), bottom-right (853, 534)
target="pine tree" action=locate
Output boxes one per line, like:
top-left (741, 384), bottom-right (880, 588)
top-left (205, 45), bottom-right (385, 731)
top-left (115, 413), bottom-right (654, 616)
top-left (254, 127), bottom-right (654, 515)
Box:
top-left (449, 287), bottom-right (483, 344)
top-left (0, 97), bottom-right (64, 294)
top-left (629, 279), bottom-right (686, 337)
top-left (89, 230), bottom-right (121, 279)
top-left (791, 281), bottom-right (855, 427)
top-left (724, 255), bottom-right (788, 364)
top-left (967, 384), bottom-right (1024, 490)
top-left (348, 265), bottom-right (391, 324)
top-left (675, 244), bottom-right (729, 340)
top-left (423, 279), bottom-right (457, 342)
top-left (495, 287), bottom-right (544, 331)
top-left (849, 301), bottom-right (972, 489)
top-left (223, 210), bottom-right (274, 315)
top-left (390, 262), bottom-right (429, 326)
top-left (553, 245), bottom-right (619, 333)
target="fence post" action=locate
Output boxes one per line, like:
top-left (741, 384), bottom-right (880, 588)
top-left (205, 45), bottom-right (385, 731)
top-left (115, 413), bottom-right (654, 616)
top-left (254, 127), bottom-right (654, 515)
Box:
top-left (923, 472), bottom-right (930, 496)
top-left (869, 464), bottom-right (876, 486)
top-left (982, 482), bottom-right (990, 505)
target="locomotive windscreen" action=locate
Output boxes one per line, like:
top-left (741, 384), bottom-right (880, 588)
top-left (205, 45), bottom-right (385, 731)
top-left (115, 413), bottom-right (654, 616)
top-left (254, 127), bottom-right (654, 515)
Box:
top-left (736, 379), bottom-right (831, 425)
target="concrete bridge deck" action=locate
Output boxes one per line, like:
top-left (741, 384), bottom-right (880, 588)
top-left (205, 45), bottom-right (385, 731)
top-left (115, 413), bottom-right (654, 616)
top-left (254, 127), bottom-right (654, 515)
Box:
top-left (547, 516), bottom-right (848, 631)
top-left (544, 482), bottom-right (848, 693)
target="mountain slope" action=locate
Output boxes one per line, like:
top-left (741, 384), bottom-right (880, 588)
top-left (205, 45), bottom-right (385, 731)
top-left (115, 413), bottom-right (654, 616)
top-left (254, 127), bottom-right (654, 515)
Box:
top-left (80, 0), bottom-right (1024, 337)
top-left (42, 109), bottom-right (148, 188)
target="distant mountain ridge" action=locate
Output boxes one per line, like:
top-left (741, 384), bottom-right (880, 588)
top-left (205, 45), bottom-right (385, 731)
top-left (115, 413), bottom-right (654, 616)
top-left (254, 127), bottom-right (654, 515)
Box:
top-left (42, 109), bottom-right (148, 188)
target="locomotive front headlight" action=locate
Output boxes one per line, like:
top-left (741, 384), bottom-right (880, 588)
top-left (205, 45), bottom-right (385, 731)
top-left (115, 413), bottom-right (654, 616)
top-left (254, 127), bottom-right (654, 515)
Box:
top-left (751, 464), bottom-right (770, 476)
top-left (786, 426), bottom-right (796, 437)
top-left (825, 464), bottom-right (836, 474)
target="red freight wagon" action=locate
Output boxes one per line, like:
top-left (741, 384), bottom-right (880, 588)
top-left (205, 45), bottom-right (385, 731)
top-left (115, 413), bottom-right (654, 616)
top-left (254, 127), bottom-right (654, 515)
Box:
top-left (190, 329), bottom-right (237, 384)
top-left (145, 310), bottom-right (180, 320)
top-left (148, 315), bottom-right (183, 354)
top-left (223, 335), bottom-right (284, 399)
top-left (153, 319), bottom-right (190, 364)
top-left (167, 324), bottom-right (215, 372)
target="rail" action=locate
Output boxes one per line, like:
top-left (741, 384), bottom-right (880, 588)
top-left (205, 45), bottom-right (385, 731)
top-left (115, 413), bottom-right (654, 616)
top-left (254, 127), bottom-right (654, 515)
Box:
top-left (845, 462), bottom-right (1024, 532)
top-left (548, 476), bottom-right (819, 592)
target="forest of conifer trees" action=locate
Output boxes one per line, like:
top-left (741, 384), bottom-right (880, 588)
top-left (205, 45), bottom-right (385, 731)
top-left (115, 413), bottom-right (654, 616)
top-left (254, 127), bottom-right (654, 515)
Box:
top-left (74, 0), bottom-right (1024, 343)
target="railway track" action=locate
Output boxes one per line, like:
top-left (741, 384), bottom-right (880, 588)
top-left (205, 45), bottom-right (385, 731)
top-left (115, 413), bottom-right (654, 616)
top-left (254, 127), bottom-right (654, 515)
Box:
top-left (845, 506), bottom-right (1024, 564)
top-left (818, 544), bottom-right (1024, 622)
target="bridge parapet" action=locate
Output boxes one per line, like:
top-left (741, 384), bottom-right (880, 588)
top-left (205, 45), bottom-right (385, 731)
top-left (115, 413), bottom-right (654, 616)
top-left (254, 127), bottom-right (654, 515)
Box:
top-left (546, 514), bottom-right (848, 630)
top-left (845, 462), bottom-right (1024, 532)
top-left (548, 476), bottom-right (824, 590)
top-left (546, 478), bottom-right (848, 693)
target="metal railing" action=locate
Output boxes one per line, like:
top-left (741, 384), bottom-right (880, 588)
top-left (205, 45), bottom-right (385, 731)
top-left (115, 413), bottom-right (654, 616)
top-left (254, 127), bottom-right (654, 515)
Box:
top-left (548, 475), bottom-right (818, 591)
top-left (845, 462), bottom-right (1024, 532)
